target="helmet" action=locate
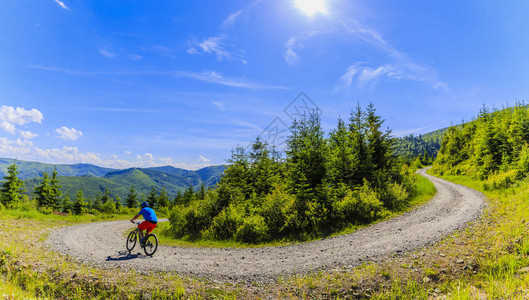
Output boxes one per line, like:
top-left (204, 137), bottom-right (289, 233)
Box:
top-left (140, 201), bottom-right (149, 208)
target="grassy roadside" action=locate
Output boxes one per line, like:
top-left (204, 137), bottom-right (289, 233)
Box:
top-left (0, 172), bottom-right (437, 299)
top-left (155, 173), bottom-right (437, 249)
top-left (265, 171), bottom-right (529, 298)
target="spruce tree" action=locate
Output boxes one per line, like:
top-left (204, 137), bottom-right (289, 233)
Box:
top-left (147, 186), bottom-right (158, 208)
top-left (101, 188), bottom-right (111, 204)
top-left (0, 162), bottom-right (25, 208)
top-left (72, 190), bottom-right (86, 215)
top-left (50, 166), bottom-right (62, 210)
top-left (157, 188), bottom-right (169, 208)
top-left (35, 171), bottom-right (52, 208)
top-left (173, 190), bottom-right (183, 206)
top-left (197, 183), bottom-right (206, 200)
top-left (125, 186), bottom-right (138, 208)
top-left (183, 184), bottom-right (195, 204)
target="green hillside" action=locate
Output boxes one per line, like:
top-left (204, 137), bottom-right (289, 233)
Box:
top-left (4, 159), bottom-right (226, 201)
top-left (393, 127), bottom-right (447, 161)
top-left (0, 158), bottom-right (116, 179)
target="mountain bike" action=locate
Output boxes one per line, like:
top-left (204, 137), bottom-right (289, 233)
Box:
top-left (126, 221), bottom-right (158, 256)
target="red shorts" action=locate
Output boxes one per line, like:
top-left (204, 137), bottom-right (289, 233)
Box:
top-left (138, 221), bottom-right (157, 234)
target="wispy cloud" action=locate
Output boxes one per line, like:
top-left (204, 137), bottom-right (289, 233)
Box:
top-left (173, 70), bottom-right (289, 90)
top-left (221, 10), bottom-right (243, 29)
top-left (28, 65), bottom-right (289, 90)
top-left (188, 35), bottom-right (234, 61)
top-left (19, 130), bottom-right (38, 139)
top-left (336, 18), bottom-right (448, 90)
top-left (339, 61), bottom-right (447, 90)
top-left (212, 101), bottom-right (226, 111)
top-left (198, 155), bottom-right (211, 163)
top-left (99, 49), bottom-right (116, 58)
top-left (53, 0), bottom-right (69, 10)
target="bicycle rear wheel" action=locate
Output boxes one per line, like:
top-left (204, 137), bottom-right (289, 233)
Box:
top-left (126, 230), bottom-right (137, 252)
top-left (143, 234), bottom-right (158, 256)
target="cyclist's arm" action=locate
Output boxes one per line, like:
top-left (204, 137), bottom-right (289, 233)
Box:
top-left (130, 213), bottom-right (141, 223)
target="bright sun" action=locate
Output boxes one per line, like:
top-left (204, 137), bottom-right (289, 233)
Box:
top-left (294, 0), bottom-right (327, 17)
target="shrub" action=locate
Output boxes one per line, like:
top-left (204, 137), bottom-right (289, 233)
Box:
top-left (383, 182), bottom-right (410, 211)
top-left (234, 214), bottom-right (269, 243)
top-left (483, 169), bottom-right (520, 190)
top-left (100, 201), bottom-right (116, 214)
top-left (259, 184), bottom-right (294, 237)
top-left (209, 204), bottom-right (244, 240)
top-left (334, 181), bottom-right (384, 225)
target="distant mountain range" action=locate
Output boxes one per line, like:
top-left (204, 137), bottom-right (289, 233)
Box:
top-left (0, 158), bottom-right (225, 201)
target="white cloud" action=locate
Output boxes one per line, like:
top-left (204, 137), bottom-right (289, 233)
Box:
top-left (0, 106), bottom-right (43, 136)
top-left (198, 155), bottom-right (211, 163)
top-left (53, 0), bottom-right (69, 10)
top-left (0, 106), bottom-right (43, 126)
top-left (193, 36), bottom-right (232, 61)
top-left (56, 126), bottom-right (83, 141)
top-left (124, 151), bottom-right (132, 155)
top-left (212, 101), bottom-right (225, 111)
top-left (98, 49), bottom-right (115, 58)
top-left (0, 121), bottom-right (16, 134)
top-left (0, 138), bottom-right (33, 156)
top-left (18, 130), bottom-right (38, 139)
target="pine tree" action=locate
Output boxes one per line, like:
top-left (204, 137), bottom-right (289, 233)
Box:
top-left (35, 171), bottom-right (52, 208)
top-left (72, 189), bottom-right (86, 215)
top-left (50, 166), bottom-right (62, 210)
top-left (100, 188), bottom-right (111, 204)
top-left (147, 186), bottom-right (158, 208)
top-left (328, 118), bottom-right (360, 188)
top-left (114, 196), bottom-right (122, 211)
top-left (157, 188), bottom-right (169, 208)
top-left (125, 186), bottom-right (138, 208)
top-left (0, 162), bottom-right (25, 208)
top-left (183, 184), bottom-right (195, 204)
top-left (197, 183), bottom-right (206, 200)
top-left (173, 190), bottom-right (183, 206)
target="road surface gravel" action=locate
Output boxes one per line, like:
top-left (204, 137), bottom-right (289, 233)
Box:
top-left (46, 168), bottom-right (486, 283)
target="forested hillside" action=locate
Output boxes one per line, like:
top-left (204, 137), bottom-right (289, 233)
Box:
top-left (432, 103), bottom-right (529, 188)
top-left (393, 128), bottom-right (446, 164)
top-left (169, 104), bottom-right (418, 243)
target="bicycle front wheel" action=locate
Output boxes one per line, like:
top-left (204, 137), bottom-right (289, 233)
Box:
top-left (143, 234), bottom-right (158, 256)
top-left (126, 230), bottom-right (137, 252)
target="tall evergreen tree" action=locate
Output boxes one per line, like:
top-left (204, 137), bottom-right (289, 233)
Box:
top-left (100, 188), bottom-right (111, 204)
top-left (1, 162), bottom-right (25, 208)
top-left (197, 183), bottom-right (206, 200)
top-left (35, 171), bottom-right (52, 208)
top-left (125, 186), bottom-right (138, 208)
top-left (147, 186), bottom-right (158, 208)
top-left (328, 118), bottom-right (360, 188)
top-left (173, 190), bottom-right (184, 206)
top-left (183, 184), bottom-right (195, 205)
top-left (72, 189), bottom-right (86, 215)
top-left (50, 166), bottom-right (62, 210)
top-left (157, 188), bottom-right (170, 208)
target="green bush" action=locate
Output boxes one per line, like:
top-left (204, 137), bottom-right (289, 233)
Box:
top-left (383, 182), bottom-right (410, 211)
top-left (483, 169), bottom-right (520, 190)
top-left (334, 181), bottom-right (384, 224)
top-left (258, 184), bottom-right (294, 237)
top-left (209, 204), bottom-right (244, 240)
top-left (37, 206), bottom-right (53, 215)
top-left (100, 201), bottom-right (116, 214)
top-left (234, 214), bottom-right (269, 243)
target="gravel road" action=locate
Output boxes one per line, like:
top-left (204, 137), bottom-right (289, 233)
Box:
top-left (46, 169), bottom-right (486, 283)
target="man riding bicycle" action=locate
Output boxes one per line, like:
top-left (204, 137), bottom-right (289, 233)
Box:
top-left (130, 201), bottom-right (158, 245)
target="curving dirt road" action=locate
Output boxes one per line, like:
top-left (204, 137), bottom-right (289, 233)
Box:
top-left (46, 169), bottom-right (486, 283)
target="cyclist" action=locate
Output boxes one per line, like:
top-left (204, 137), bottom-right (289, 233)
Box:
top-left (130, 201), bottom-right (158, 245)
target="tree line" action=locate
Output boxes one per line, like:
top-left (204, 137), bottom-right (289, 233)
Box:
top-left (169, 104), bottom-right (417, 243)
top-left (433, 102), bottom-right (529, 189)
top-left (0, 162), bottom-right (207, 215)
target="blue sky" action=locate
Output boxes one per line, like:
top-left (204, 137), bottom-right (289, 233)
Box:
top-left (1, 0), bottom-right (528, 169)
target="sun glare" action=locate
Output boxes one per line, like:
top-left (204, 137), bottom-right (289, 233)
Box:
top-left (294, 0), bottom-right (327, 17)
